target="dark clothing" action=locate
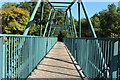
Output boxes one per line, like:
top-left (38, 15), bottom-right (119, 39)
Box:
top-left (58, 32), bottom-right (64, 42)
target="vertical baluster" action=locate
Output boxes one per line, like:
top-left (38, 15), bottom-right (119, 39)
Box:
top-left (2, 37), bottom-right (7, 79)
top-left (5, 37), bottom-right (8, 78)
top-left (13, 37), bottom-right (16, 78)
top-left (16, 37), bottom-right (18, 78)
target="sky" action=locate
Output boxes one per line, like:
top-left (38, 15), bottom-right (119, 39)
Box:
top-left (0, 0), bottom-right (119, 20)
top-left (72, 2), bottom-right (118, 20)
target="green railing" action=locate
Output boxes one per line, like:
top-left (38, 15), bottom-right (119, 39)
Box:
top-left (64, 38), bottom-right (120, 80)
top-left (0, 35), bottom-right (57, 79)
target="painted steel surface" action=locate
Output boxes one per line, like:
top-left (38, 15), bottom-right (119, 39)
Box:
top-left (0, 37), bottom-right (3, 79)
top-left (23, 0), bottom-right (41, 35)
top-left (0, 35), bottom-right (57, 79)
top-left (64, 38), bottom-right (120, 80)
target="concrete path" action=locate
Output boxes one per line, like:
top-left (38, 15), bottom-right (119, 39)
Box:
top-left (28, 42), bottom-right (82, 79)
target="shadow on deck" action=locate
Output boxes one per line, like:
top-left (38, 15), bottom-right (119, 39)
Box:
top-left (28, 42), bottom-right (87, 80)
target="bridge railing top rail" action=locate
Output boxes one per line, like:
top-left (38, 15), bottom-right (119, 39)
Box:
top-left (0, 34), bottom-right (56, 38)
top-left (64, 37), bottom-right (120, 40)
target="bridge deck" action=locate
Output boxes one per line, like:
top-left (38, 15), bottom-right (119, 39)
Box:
top-left (28, 42), bottom-right (83, 79)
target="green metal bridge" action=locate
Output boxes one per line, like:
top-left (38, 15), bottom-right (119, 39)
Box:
top-left (0, 0), bottom-right (120, 79)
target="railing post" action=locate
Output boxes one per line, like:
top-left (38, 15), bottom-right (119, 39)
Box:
top-left (118, 41), bottom-right (120, 79)
top-left (110, 41), bottom-right (119, 79)
top-left (23, 0), bottom-right (41, 35)
top-left (0, 37), bottom-right (6, 79)
top-left (86, 40), bottom-right (89, 76)
top-left (29, 37), bottom-right (33, 73)
top-left (0, 37), bottom-right (3, 79)
top-left (3, 37), bottom-right (6, 79)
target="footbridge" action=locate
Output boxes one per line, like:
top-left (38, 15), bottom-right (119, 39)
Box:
top-left (0, 0), bottom-right (119, 80)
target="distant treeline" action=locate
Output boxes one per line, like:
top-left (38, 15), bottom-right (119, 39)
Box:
top-left (0, 1), bottom-right (120, 38)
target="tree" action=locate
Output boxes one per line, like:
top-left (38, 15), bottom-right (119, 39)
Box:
top-left (91, 13), bottom-right (101, 36)
top-left (81, 3), bottom-right (120, 38)
top-left (1, 3), bottom-right (30, 34)
top-left (99, 4), bottom-right (120, 38)
top-left (1, 1), bottom-right (76, 37)
top-left (2, 2), bottom-right (19, 9)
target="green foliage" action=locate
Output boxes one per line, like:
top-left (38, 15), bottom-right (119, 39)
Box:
top-left (2, 2), bottom-right (120, 38)
top-left (2, 2), bottom-right (19, 9)
top-left (29, 23), bottom-right (40, 36)
top-left (82, 3), bottom-right (120, 38)
top-left (81, 18), bottom-right (91, 37)
top-left (1, 1), bottom-right (75, 37)
top-left (1, 2), bottom-right (30, 34)
top-left (19, 2), bottom-right (52, 36)
top-left (91, 13), bottom-right (101, 36)
top-left (19, 2), bottom-right (33, 13)
top-left (98, 4), bottom-right (120, 38)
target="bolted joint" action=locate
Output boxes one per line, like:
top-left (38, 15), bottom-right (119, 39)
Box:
top-left (3, 36), bottom-right (7, 44)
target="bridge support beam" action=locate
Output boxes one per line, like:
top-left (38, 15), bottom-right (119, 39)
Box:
top-left (78, 2), bottom-right (81, 38)
top-left (66, 12), bottom-right (72, 37)
top-left (23, 0), bottom-right (41, 35)
top-left (51, 27), bottom-right (56, 37)
top-left (69, 9), bottom-right (74, 37)
top-left (78, 0), bottom-right (110, 78)
top-left (66, 0), bottom-right (77, 12)
top-left (69, 9), bottom-right (78, 38)
top-left (48, 11), bottom-right (56, 37)
top-left (80, 0), bottom-right (97, 38)
top-left (51, 22), bottom-right (58, 37)
top-left (64, 11), bottom-right (69, 37)
top-left (43, 8), bottom-right (53, 37)
top-left (40, 2), bottom-right (44, 36)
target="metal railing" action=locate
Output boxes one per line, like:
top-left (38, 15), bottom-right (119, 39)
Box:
top-left (64, 38), bottom-right (120, 80)
top-left (0, 35), bottom-right (57, 79)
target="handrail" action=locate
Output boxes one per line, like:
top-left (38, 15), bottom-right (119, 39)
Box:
top-left (64, 38), bottom-right (119, 79)
top-left (64, 37), bottom-right (120, 40)
top-left (0, 36), bottom-right (57, 79)
top-left (0, 34), bottom-right (56, 38)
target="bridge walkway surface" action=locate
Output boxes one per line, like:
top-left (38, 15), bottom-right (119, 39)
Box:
top-left (28, 42), bottom-right (86, 79)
